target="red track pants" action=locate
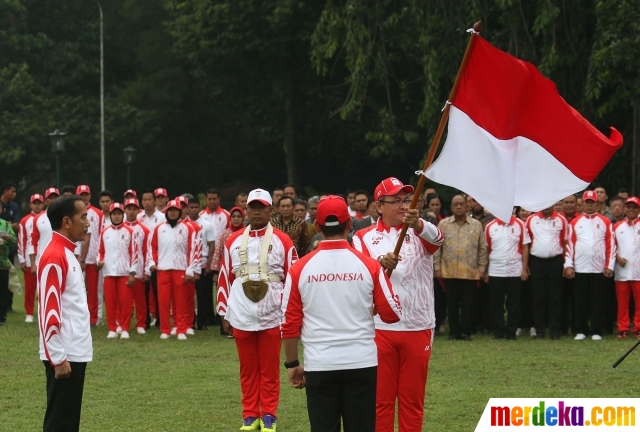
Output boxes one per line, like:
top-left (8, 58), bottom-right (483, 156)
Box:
top-left (234, 326), bottom-right (281, 419)
top-left (156, 270), bottom-right (191, 335)
top-left (103, 276), bottom-right (133, 332)
top-left (615, 281), bottom-right (640, 332)
top-left (132, 279), bottom-right (147, 329)
top-left (24, 270), bottom-right (37, 316)
top-left (85, 264), bottom-right (100, 325)
top-left (375, 329), bottom-right (432, 432)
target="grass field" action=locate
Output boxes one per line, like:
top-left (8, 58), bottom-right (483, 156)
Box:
top-left (2, 290), bottom-right (639, 432)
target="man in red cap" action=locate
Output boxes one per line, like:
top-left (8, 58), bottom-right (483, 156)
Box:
top-left (149, 199), bottom-right (198, 340)
top-left (218, 188), bottom-right (297, 432)
top-left (352, 177), bottom-right (443, 432)
top-left (124, 198), bottom-right (151, 334)
top-left (28, 188), bottom-right (60, 275)
top-left (154, 188), bottom-right (169, 213)
top-left (18, 194), bottom-right (44, 322)
top-left (612, 196), bottom-right (640, 339)
top-left (282, 195), bottom-right (402, 431)
top-left (564, 190), bottom-right (615, 341)
top-left (76, 185), bottom-right (104, 327)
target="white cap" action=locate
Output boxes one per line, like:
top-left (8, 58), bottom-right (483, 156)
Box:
top-left (247, 189), bottom-right (272, 206)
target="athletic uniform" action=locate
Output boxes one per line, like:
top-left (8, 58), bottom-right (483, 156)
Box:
top-left (18, 210), bottom-right (39, 317)
top-left (613, 217), bottom-right (640, 334)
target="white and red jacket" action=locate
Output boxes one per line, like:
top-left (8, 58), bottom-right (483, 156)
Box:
top-left (29, 212), bottom-right (53, 266)
top-left (193, 217), bottom-right (215, 268)
top-left (138, 209), bottom-right (165, 232)
top-left (148, 220), bottom-right (198, 277)
top-left (84, 205), bottom-right (103, 265)
top-left (183, 218), bottom-right (204, 269)
top-left (199, 206), bottom-right (230, 243)
top-left (485, 217), bottom-right (531, 278)
top-left (97, 224), bottom-right (138, 277)
top-left (613, 218), bottom-right (640, 281)
top-left (125, 220), bottom-right (152, 279)
top-left (352, 218), bottom-right (443, 331)
top-left (17, 211), bottom-right (39, 265)
top-left (217, 224), bottom-right (297, 331)
top-left (38, 232), bottom-right (93, 366)
top-left (525, 211), bottom-right (568, 258)
top-left (565, 212), bottom-right (615, 273)
top-left (281, 239), bottom-right (401, 371)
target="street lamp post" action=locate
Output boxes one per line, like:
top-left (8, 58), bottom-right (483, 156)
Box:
top-left (123, 146), bottom-right (136, 189)
top-left (49, 130), bottom-right (66, 188)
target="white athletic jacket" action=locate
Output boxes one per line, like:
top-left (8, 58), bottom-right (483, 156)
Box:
top-left (97, 224), bottom-right (138, 277)
top-left (565, 212), bottom-right (615, 273)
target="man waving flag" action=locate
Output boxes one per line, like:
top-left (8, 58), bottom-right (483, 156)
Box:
top-left (426, 33), bottom-right (622, 223)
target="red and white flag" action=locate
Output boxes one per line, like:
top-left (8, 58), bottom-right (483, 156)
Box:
top-left (425, 34), bottom-right (623, 223)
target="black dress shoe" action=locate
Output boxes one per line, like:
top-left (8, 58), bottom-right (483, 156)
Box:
top-left (448, 334), bottom-right (459, 341)
top-left (461, 334), bottom-right (472, 341)
top-left (551, 333), bottom-right (561, 340)
top-left (197, 325), bottom-right (208, 331)
top-left (493, 333), bottom-right (505, 340)
top-left (506, 334), bottom-right (516, 340)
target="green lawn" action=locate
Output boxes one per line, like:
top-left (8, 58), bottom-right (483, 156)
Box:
top-left (2, 291), bottom-right (639, 432)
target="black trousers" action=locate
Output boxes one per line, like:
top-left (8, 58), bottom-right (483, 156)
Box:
top-left (519, 278), bottom-right (533, 329)
top-left (472, 279), bottom-right (492, 333)
top-left (603, 277), bottom-right (617, 334)
top-left (574, 272), bottom-right (606, 336)
top-left (305, 366), bottom-right (376, 432)
top-left (0, 269), bottom-right (9, 322)
top-left (146, 270), bottom-right (159, 329)
top-left (7, 251), bottom-right (14, 310)
top-left (445, 279), bottom-right (476, 336)
top-left (195, 269), bottom-right (215, 327)
top-left (433, 277), bottom-right (447, 331)
top-left (489, 276), bottom-right (521, 337)
top-left (529, 255), bottom-right (563, 336)
top-left (43, 361), bottom-right (87, 432)
top-left (561, 277), bottom-right (575, 334)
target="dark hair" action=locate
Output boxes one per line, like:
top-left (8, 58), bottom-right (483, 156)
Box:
top-left (283, 183), bottom-right (297, 193)
top-left (610, 196), bottom-right (625, 205)
top-left (318, 217), bottom-right (349, 237)
top-left (141, 189), bottom-right (155, 199)
top-left (60, 185), bottom-right (76, 195)
top-left (187, 197), bottom-right (200, 206)
top-left (181, 193), bottom-right (195, 200)
top-left (272, 187), bottom-right (284, 193)
top-left (294, 199), bottom-right (307, 208)
top-left (425, 193), bottom-right (441, 207)
top-left (206, 188), bottom-right (219, 197)
top-left (1, 182), bottom-right (16, 194)
top-left (48, 195), bottom-right (83, 230)
top-left (236, 192), bottom-right (248, 198)
top-left (354, 189), bottom-right (369, 201)
top-left (278, 196), bottom-right (294, 206)
top-left (617, 189), bottom-right (629, 195)
top-left (99, 190), bottom-right (113, 199)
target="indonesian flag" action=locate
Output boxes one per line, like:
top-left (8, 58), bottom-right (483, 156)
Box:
top-left (425, 34), bottom-right (623, 223)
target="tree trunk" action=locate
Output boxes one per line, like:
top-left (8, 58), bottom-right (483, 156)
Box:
top-left (283, 75), bottom-right (299, 187)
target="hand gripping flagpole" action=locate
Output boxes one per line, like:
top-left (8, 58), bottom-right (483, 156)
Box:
top-left (386, 20), bottom-right (482, 278)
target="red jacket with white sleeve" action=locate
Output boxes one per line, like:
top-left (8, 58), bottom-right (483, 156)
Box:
top-left (97, 224), bottom-right (138, 277)
top-left (352, 218), bottom-right (443, 331)
top-left (38, 232), bottom-right (93, 365)
top-left (29, 212), bottom-right (53, 265)
top-left (565, 212), bottom-right (615, 273)
top-left (18, 212), bottom-right (38, 265)
top-left (281, 239), bottom-right (401, 371)
top-left (217, 223), bottom-right (297, 331)
top-left (613, 218), bottom-right (640, 281)
top-left (485, 217), bottom-right (531, 277)
top-left (148, 220), bottom-right (198, 277)
top-left (125, 220), bottom-right (152, 279)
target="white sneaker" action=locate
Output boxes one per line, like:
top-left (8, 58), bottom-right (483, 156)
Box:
top-left (591, 334), bottom-right (602, 340)
top-left (530, 328), bottom-right (537, 337)
top-left (150, 318), bottom-right (157, 327)
top-left (25, 315), bottom-right (34, 323)
top-left (186, 328), bottom-right (195, 335)
top-left (177, 334), bottom-right (187, 340)
top-left (136, 327), bottom-right (146, 335)
top-left (574, 333), bottom-right (587, 340)
top-left (116, 325), bottom-right (122, 335)
top-left (170, 327), bottom-right (177, 336)
top-left (120, 331), bottom-right (130, 339)
top-left (515, 328), bottom-right (522, 336)
top-left (160, 333), bottom-right (170, 339)
top-left (107, 331), bottom-right (118, 339)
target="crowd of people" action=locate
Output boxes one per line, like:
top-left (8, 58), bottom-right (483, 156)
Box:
top-left (0, 178), bottom-right (639, 431)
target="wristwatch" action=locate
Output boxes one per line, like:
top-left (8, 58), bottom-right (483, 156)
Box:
top-left (130, 271), bottom-right (136, 276)
top-left (284, 359), bottom-right (300, 369)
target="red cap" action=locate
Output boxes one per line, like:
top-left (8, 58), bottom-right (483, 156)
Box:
top-left (175, 196), bottom-right (188, 208)
top-left (625, 197), bottom-right (640, 207)
top-left (582, 190), bottom-right (598, 202)
top-left (44, 188), bottom-right (60, 198)
top-left (109, 202), bottom-right (125, 213)
top-left (30, 194), bottom-right (44, 203)
top-left (76, 185), bottom-right (90, 195)
top-left (124, 198), bottom-right (140, 209)
top-left (316, 195), bottom-right (351, 227)
top-left (165, 199), bottom-right (180, 210)
top-left (374, 177), bottom-right (414, 201)
top-left (124, 189), bottom-right (137, 198)
top-left (154, 188), bottom-right (168, 197)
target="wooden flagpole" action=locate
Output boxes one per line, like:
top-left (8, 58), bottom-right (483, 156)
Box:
top-left (386, 20), bottom-right (482, 277)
